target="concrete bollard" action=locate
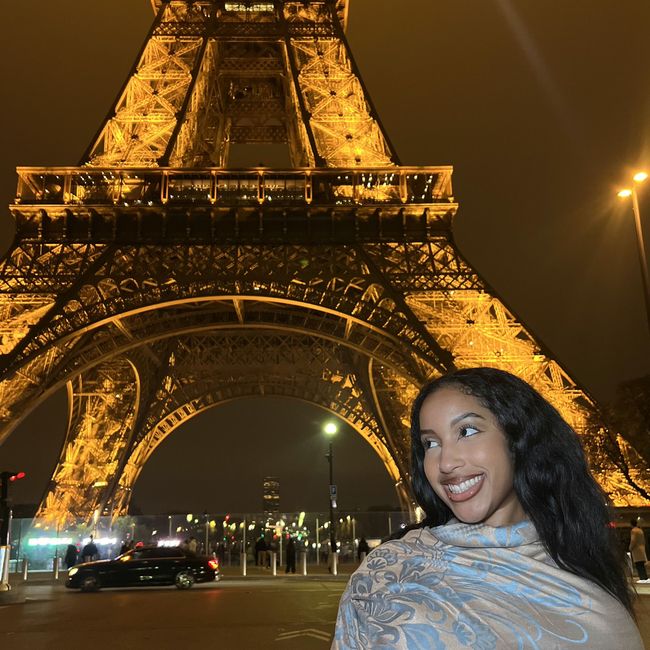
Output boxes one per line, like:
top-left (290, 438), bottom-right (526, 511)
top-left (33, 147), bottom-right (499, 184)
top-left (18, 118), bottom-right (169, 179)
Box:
top-left (0, 546), bottom-right (11, 592)
top-left (271, 552), bottom-right (277, 576)
top-left (241, 552), bottom-right (247, 577)
top-left (53, 555), bottom-right (60, 580)
top-left (22, 558), bottom-right (28, 581)
top-left (300, 551), bottom-right (307, 576)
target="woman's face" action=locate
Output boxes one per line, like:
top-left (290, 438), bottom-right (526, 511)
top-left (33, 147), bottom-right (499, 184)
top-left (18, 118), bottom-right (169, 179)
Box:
top-left (419, 386), bottom-right (526, 527)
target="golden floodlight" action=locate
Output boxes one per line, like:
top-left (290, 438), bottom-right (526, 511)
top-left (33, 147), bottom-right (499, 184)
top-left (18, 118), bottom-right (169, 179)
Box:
top-left (633, 171), bottom-right (648, 183)
top-left (617, 189), bottom-right (633, 198)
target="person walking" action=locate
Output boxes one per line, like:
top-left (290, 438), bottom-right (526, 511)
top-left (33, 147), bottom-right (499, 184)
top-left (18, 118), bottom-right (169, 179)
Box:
top-left (327, 538), bottom-right (338, 574)
top-left (630, 519), bottom-right (648, 582)
top-left (64, 544), bottom-right (78, 569)
top-left (81, 535), bottom-right (98, 563)
top-left (255, 535), bottom-right (268, 567)
top-left (285, 536), bottom-right (296, 574)
top-left (357, 537), bottom-right (369, 562)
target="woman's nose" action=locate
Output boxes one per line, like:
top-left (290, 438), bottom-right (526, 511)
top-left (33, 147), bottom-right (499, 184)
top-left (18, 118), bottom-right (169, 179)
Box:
top-left (438, 442), bottom-right (464, 473)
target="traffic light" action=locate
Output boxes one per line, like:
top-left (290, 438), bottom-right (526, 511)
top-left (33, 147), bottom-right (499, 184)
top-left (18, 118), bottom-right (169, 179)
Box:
top-left (1, 470), bottom-right (26, 493)
top-left (1, 470), bottom-right (26, 546)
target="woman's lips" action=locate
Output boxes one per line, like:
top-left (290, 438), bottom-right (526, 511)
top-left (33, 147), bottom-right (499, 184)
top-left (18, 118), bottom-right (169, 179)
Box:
top-left (443, 474), bottom-right (485, 502)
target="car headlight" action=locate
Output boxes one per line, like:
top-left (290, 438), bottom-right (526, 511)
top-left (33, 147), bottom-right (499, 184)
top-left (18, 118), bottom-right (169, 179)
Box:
top-left (68, 567), bottom-right (78, 576)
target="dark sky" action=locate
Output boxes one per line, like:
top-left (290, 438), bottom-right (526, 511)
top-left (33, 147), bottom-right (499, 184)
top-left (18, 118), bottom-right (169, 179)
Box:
top-left (1, 1), bottom-right (649, 514)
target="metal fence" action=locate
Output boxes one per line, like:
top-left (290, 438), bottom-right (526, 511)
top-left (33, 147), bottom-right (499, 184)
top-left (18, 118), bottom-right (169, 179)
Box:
top-left (5, 511), bottom-right (410, 573)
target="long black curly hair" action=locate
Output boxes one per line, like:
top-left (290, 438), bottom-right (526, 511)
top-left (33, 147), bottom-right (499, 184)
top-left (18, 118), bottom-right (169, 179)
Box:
top-left (409, 367), bottom-right (634, 614)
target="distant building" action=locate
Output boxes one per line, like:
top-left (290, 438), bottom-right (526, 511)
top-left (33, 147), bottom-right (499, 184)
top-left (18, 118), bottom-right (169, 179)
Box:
top-left (263, 477), bottom-right (280, 519)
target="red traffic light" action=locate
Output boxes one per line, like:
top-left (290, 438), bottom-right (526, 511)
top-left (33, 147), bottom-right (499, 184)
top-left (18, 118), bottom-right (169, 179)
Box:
top-left (9, 471), bottom-right (26, 482)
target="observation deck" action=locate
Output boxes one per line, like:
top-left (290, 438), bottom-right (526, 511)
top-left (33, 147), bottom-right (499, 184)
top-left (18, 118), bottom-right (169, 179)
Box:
top-left (11, 166), bottom-right (456, 245)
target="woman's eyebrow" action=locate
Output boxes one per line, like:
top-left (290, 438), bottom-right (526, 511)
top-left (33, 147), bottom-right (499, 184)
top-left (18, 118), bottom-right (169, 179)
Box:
top-left (449, 411), bottom-right (485, 426)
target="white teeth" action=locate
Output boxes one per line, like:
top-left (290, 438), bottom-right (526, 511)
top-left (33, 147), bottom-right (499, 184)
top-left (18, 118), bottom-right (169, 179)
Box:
top-left (446, 475), bottom-right (482, 494)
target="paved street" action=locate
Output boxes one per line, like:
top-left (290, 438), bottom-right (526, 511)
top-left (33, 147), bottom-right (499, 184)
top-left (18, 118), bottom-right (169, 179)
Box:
top-left (0, 573), bottom-right (346, 650)
top-left (2, 572), bottom-right (650, 649)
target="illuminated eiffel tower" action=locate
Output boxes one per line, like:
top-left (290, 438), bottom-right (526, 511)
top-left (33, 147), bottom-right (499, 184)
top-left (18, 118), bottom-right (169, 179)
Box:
top-left (1, 1), bottom-right (647, 525)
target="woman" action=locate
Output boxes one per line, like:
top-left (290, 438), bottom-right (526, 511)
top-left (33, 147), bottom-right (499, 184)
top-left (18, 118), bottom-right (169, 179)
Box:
top-left (333, 367), bottom-right (642, 649)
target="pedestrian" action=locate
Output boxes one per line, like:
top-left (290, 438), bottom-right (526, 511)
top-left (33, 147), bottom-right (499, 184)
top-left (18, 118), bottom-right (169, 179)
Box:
top-left (333, 367), bottom-right (643, 649)
top-left (327, 538), bottom-right (338, 573)
top-left (630, 518), bottom-right (648, 582)
top-left (188, 536), bottom-right (198, 554)
top-left (119, 539), bottom-right (133, 556)
top-left (255, 535), bottom-right (267, 567)
top-left (285, 536), bottom-right (296, 574)
top-left (267, 538), bottom-right (278, 568)
top-left (216, 541), bottom-right (226, 565)
top-left (81, 535), bottom-right (98, 563)
top-left (356, 537), bottom-right (369, 562)
top-left (64, 544), bottom-right (78, 569)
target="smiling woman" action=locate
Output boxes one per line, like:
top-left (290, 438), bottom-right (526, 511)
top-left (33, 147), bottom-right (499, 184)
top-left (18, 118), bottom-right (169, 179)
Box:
top-left (419, 387), bottom-right (525, 528)
top-left (332, 368), bottom-right (643, 649)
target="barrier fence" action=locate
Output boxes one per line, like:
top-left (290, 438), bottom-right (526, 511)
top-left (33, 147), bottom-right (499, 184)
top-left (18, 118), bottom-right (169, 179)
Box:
top-left (4, 511), bottom-right (409, 576)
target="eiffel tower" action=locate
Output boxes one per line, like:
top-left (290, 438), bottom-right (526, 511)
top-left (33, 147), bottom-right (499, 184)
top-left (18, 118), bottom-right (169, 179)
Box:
top-left (1, 0), bottom-right (647, 526)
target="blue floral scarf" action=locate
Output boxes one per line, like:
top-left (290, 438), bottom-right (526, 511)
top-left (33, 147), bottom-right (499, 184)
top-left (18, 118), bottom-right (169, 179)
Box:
top-left (332, 520), bottom-right (641, 649)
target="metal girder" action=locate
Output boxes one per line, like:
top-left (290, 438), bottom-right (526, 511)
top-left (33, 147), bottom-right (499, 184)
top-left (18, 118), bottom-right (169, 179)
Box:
top-left (36, 357), bottom-right (140, 527)
top-left (84, 0), bottom-right (392, 169)
top-left (43, 331), bottom-right (414, 522)
top-left (0, 239), bottom-right (474, 427)
top-left (1, 235), bottom-right (650, 514)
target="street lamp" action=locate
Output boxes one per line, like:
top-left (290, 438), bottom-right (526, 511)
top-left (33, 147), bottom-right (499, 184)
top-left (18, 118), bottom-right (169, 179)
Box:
top-left (323, 422), bottom-right (338, 557)
top-left (617, 170), bottom-right (650, 333)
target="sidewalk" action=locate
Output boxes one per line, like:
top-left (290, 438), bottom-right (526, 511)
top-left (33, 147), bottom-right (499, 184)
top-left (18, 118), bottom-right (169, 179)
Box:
top-left (633, 580), bottom-right (650, 596)
top-left (219, 562), bottom-right (356, 579)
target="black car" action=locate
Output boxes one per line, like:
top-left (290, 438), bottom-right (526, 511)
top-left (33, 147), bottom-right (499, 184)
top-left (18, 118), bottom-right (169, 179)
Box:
top-left (65, 545), bottom-right (221, 592)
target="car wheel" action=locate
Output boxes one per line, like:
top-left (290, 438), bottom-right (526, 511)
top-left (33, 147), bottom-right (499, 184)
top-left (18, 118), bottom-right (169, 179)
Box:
top-left (80, 575), bottom-right (100, 592)
top-left (175, 570), bottom-right (195, 590)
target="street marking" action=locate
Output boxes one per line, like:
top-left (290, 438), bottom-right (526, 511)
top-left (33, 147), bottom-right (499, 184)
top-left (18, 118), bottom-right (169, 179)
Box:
top-left (275, 628), bottom-right (331, 642)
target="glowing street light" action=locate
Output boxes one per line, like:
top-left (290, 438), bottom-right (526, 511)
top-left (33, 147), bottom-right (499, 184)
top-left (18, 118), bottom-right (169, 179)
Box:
top-left (617, 170), bottom-right (650, 333)
top-left (323, 422), bottom-right (338, 563)
top-left (324, 422), bottom-right (338, 436)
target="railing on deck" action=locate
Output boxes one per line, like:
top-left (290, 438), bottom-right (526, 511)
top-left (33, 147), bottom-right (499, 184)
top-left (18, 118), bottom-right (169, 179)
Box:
top-left (14, 166), bottom-right (453, 208)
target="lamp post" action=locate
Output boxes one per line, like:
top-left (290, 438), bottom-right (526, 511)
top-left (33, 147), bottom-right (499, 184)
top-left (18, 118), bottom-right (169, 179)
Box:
top-left (618, 171), bottom-right (650, 334)
top-left (323, 422), bottom-right (338, 555)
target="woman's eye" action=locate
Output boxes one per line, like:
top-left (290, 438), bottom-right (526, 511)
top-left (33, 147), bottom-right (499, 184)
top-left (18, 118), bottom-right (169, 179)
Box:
top-left (423, 438), bottom-right (440, 449)
top-left (460, 425), bottom-right (480, 438)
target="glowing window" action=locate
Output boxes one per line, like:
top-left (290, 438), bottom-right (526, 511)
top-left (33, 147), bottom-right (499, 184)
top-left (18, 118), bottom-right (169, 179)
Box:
top-left (225, 3), bottom-right (274, 11)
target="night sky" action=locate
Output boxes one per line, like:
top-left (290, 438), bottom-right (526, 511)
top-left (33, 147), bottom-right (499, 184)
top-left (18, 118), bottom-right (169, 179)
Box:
top-left (1, 1), bottom-right (649, 514)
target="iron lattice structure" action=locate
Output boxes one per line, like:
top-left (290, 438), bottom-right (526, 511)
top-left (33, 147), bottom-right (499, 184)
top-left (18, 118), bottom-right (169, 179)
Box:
top-left (1, 0), bottom-right (648, 526)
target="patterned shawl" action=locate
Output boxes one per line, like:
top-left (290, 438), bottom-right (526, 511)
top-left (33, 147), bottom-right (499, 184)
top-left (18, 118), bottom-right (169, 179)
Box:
top-left (332, 520), bottom-right (642, 649)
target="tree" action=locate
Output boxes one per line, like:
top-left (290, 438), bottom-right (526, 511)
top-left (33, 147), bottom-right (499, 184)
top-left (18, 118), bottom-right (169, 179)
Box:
top-left (586, 375), bottom-right (650, 501)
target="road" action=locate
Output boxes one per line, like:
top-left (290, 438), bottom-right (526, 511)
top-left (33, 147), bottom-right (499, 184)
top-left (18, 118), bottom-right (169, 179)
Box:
top-left (2, 573), bottom-right (650, 649)
top-left (0, 574), bottom-right (345, 650)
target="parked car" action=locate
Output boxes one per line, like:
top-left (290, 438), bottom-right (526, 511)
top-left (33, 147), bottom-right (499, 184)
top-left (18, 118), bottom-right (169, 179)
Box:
top-left (65, 545), bottom-right (221, 592)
